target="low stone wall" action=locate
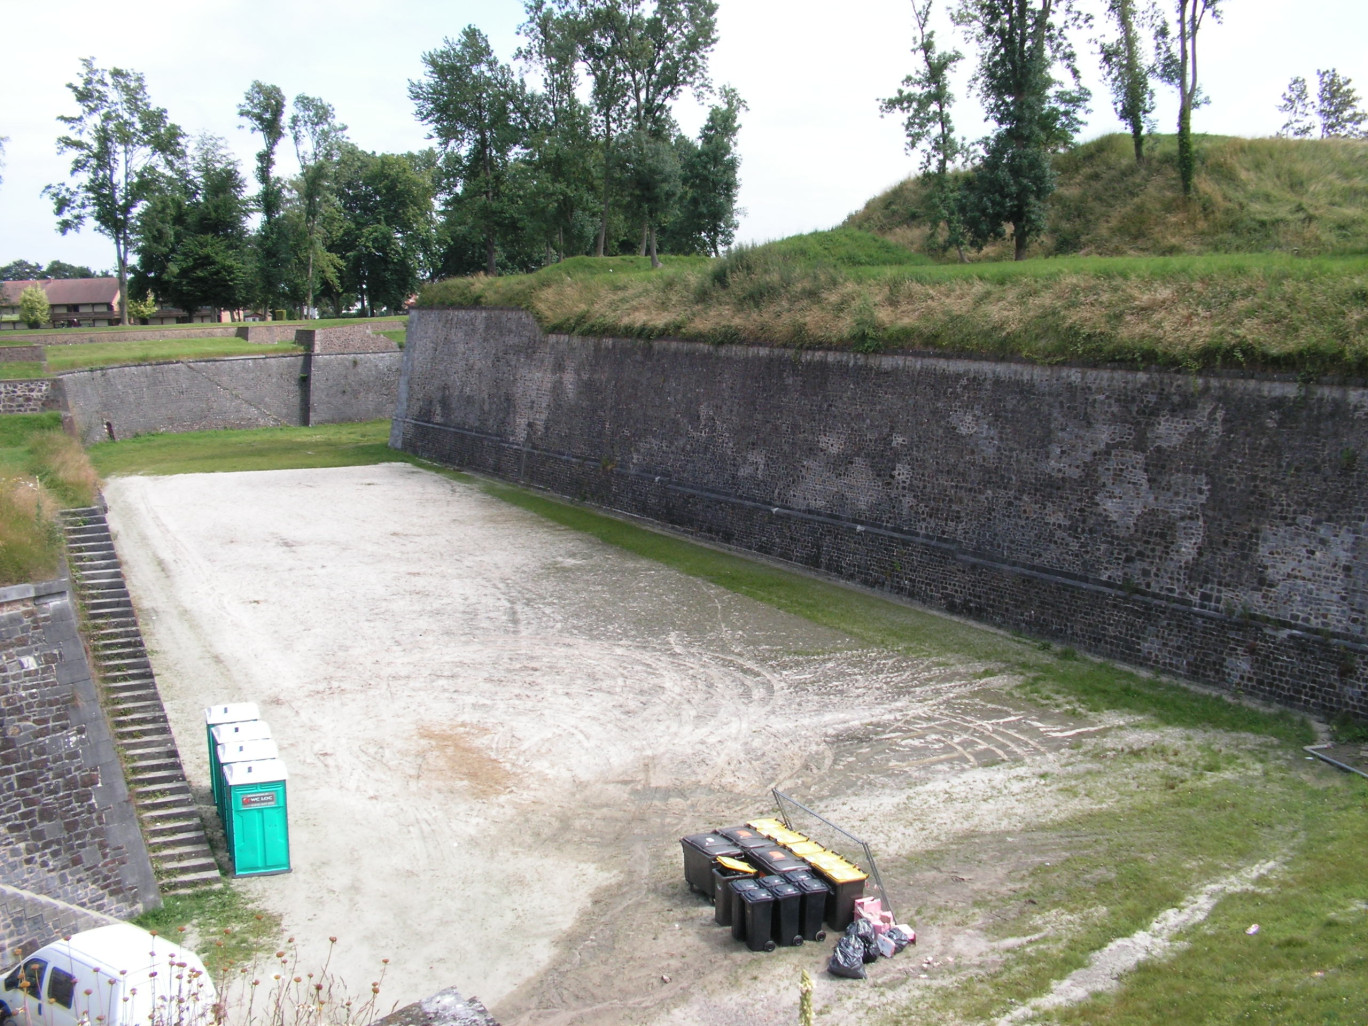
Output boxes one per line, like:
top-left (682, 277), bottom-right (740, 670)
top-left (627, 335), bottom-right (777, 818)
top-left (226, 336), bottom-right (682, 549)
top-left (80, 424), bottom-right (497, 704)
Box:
top-left (393, 307), bottom-right (1368, 721)
top-left (0, 380), bottom-right (54, 414)
top-left (35, 326), bottom-right (241, 346)
top-left (297, 323), bottom-right (401, 354)
top-left (236, 324), bottom-right (299, 343)
top-left (0, 579), bottom-right (158, 956)
top-left (58, 351), bottom-right (402, 444)
top-left (0, 346), bottom-right (43, 362)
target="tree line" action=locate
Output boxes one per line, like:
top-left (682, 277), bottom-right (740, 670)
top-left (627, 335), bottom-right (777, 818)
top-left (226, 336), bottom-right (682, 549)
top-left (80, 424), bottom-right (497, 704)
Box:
top-left (881, 0), bottom-right (1367, 262)
top-left (40, 0), bottom-right (742, 323)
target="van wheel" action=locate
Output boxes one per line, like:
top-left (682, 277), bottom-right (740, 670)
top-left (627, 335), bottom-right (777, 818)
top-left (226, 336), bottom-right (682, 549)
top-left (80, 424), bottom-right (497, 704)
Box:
top-left (3, 1013), bottom-right (16, 1026)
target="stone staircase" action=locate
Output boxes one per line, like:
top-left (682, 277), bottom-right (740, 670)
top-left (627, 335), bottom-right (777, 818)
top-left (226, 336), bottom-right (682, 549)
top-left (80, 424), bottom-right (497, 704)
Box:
top-left (60, 506), bottom-right (223, 896)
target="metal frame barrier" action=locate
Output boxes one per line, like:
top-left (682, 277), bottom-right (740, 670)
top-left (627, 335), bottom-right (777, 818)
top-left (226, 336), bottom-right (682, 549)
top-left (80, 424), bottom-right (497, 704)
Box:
top-left (772, 789), bottom-right (893, 922)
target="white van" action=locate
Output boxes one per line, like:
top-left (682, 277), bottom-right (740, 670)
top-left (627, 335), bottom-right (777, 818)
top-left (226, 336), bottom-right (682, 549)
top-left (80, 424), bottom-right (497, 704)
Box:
top-left (0, 924), bottom-right (217, 1026)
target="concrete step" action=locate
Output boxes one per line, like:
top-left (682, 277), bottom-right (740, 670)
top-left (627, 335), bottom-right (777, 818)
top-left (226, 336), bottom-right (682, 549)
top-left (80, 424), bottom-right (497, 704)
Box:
top-left (160, 871), bottom-right (224, 894)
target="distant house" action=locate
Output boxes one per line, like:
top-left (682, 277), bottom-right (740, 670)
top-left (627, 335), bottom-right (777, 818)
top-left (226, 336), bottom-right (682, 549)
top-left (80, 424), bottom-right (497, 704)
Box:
top-left (0, 278), bottom-right (246, 329)
top-left (0, 277), bottom-right (121, 329)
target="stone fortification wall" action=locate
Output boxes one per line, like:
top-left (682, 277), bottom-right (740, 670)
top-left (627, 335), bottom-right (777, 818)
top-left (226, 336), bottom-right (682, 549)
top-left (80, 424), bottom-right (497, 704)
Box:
top-left (392, 307), bottom-right (1368, 720)
top-left (0, 580), bottom-right (158, 956)
top-left (37, 326), bottom-right (241, 346)
top-left (0, 380), bottom-right (54, 414)
top-left (296, 322), bottom-right (403, 353)
top-left (57, 352), bottom-right (402, 444)
top-left (310, 352), bottom-right (403, 424)
top-left (59, 356), bottom-right (308, 443)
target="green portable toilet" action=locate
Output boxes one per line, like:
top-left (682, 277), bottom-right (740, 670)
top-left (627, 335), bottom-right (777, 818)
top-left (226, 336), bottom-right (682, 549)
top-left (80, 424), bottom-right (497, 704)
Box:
top-left (222, 758), bottom-right (290, 876)
top-left (210, 721), bottom-right (274, 816)
top-left (215, 737), bottom-right (280, 822)
top-left (205, 703), bottom-right (260, 805)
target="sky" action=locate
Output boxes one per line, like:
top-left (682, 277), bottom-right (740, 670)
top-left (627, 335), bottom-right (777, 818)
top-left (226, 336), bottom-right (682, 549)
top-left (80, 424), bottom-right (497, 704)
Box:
top-left (1, 0), bottom-right (1365, 274)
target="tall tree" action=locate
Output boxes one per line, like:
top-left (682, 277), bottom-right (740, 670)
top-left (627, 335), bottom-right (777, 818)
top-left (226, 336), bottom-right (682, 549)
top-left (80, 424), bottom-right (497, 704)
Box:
top-left (0, 260), bottom-right (46, 280)
top-left (1156, 0), bottom-right (1221, 197)
top-left (1098, 0), bottom-right (1156, 163)
top-left (132, 136), bottom-right (251, 321)
top-left (289, 94), bottom-right (348, 316)
top-left (410, 26), bottom-right (531, 275)
top-left (954, 0), bottom-right (1090, 260)
top-left (568, 0), bottom-right (634, 256)
top-left (519, 0), bottom-right (599, 262)
top-left (1315, 69), bottom-right (1368, 138)
top-left (330, 146), bottom-right (435, 316)
top-left (880, 0), bottom-right (968, 259)
top-left (676, 85), bottom-right (745, 256)
top-left (238, 81), bottom-right (289, 313)
top-left (44, 58), bottom-right (184, 324)
top-left (618, 0), bottom-right (719, 267)
top-left (1278, 75), bottom-right (1315, 138)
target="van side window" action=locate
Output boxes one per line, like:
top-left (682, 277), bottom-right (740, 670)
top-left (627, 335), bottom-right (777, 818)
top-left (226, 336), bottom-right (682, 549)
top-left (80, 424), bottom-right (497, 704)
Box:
top-left (5, 959), bottom-right (46, 998)
top-left (47, 967), bottom-right (77, 1009)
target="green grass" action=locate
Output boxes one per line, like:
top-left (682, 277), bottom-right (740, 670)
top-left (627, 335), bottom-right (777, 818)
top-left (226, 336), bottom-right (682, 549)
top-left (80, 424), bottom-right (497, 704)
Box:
top-left (87, 419), bottom-right (417, 477)
top-left (134, 886), bottom-right (280, 979)
top-left (46, 337), bottom-right (305, 372)
top-left (0, 413), bottom-right (98, 585)
top-left (378, 329), bottom-right (406, 347)
top-left (7, 315), bottom-right (406, 340)
top-left (0, 362), bottom-right (46, 379)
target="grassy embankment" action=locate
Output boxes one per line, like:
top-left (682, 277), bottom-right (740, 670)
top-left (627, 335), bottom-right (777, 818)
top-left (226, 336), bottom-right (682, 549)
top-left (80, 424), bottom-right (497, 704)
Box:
top-left (0, 317), bottom-right (407, 378)
top-left (419, 134), bottom-right (1368, 377)
top-left (0, 413), bottom-right (97, 584)
top-left (90, 422), bottom-right (1367, 1025)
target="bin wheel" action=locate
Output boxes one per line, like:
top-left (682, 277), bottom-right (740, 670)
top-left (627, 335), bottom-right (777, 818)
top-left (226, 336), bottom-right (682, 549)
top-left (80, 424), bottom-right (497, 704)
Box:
top-left (815, 929), bottom-right (827, 942)
top-left (792, 936), bottom-right (804, 946)
top-left (763, 939), bottom-right (776, 952)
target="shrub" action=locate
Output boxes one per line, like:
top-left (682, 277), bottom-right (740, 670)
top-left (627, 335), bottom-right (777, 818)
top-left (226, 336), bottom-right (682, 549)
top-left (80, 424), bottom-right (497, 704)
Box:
top-left (19, 285), bottom-right (50, 329)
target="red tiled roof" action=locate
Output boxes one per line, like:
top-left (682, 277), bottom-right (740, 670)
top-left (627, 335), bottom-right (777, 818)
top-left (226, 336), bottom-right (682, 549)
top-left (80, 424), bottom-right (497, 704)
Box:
top-left (1, 278), bottom-right (120, 306)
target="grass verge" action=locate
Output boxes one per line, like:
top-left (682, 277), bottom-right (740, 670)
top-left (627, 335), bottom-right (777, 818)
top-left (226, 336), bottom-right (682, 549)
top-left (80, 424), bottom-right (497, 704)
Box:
top-left (46, 338), bottom-right (305, 372)
top-left (0, 362), bottom-right (46, 380)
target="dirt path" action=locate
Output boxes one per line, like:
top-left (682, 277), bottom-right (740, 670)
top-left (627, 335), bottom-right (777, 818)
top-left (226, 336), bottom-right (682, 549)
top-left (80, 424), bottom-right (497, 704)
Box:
top-left (105, 464), bottom-right (1136, 1025)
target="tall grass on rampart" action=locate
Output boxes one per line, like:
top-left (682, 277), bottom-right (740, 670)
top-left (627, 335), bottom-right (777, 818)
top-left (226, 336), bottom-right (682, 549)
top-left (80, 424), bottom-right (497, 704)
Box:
top-left (0, 415), bottom-right (98, 586)
top-left (418, 242), bottom-right (1368, 376)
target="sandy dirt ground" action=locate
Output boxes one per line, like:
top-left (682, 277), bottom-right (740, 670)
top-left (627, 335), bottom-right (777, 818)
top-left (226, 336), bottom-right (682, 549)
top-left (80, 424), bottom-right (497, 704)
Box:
top-left (104, 463), bottom-right (1144, 1025)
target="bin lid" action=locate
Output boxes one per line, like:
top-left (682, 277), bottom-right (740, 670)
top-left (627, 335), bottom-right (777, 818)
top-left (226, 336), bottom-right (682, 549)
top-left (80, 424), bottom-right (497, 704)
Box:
top-left (730, 877), bottom-right (763, 894)
top-left (212, 719), bottom-right (272, 745)
top-left (747, 817), bottom-right (787, 834)
top-left (715, 856), bottom-right (758, 874)
top-left (737, 886), bottom-right (774, 905)
top-left (788, 841), bottom-right (826, 857)
top-left (719, 826), bottom-right (770, 846)
top-left (764, 880), bottom-right (800, 898)
top-left (217, 738), bottom-right (280, 764)
top-left (812, 862), bottom-right (868, 884)
top-left (223, 758), bottom-right (288, 786)
top-left (681, 833), bottom-right (743, 858)
top-left (794, 874), bottom-right (831, 895)
top-left (204, 702), bottom-right (260, 726)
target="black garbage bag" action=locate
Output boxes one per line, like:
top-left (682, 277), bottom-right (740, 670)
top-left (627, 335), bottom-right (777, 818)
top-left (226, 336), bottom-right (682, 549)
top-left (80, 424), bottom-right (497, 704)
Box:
top-left (853, 918), bottom-right (880, 962)
top-left (827, 933), bottom-right (867, 979)
top-left (886, 926), bottom-right (915, 953)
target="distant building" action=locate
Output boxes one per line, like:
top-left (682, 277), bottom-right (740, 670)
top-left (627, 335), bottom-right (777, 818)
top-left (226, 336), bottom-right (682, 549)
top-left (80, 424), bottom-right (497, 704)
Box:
top-left (1, 277), bottom-right (121, 329)
top-left (1, 278), bottom-right (246, 329)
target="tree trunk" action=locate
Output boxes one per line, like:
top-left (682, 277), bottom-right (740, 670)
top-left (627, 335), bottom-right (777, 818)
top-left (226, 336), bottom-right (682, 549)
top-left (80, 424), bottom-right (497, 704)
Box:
top-left (115, 240), bottom-right (129, 325)
top-left (597, 122), bottom-right (613, 257)
top-left (486, 232), bottom-right (497, 277)
top-left (637, 224), bottom-right (649, 257)
top-left (648, 225), bottom-right (660, 269)
top-left (1014, 226), bottom-right (1028, 261)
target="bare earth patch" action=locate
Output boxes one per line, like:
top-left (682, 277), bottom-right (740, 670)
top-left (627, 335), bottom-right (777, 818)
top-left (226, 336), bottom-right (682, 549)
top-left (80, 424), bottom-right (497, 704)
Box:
top-left (103, 464), bottom-right (1260, 1025)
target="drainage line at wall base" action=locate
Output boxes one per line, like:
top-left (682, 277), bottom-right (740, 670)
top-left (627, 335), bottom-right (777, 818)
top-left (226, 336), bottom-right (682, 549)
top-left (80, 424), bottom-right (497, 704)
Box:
top-left (1304, 745), bottom-right (1368, 779)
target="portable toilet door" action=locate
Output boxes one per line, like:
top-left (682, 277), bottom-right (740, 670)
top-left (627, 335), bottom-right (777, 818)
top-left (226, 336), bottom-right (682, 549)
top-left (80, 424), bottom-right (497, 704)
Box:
top-left (215, 737), bottom-right (280, 824)
top-left (222, 759), bottom-right (290, 876)
top-left (208, 717), bottom-right (271, 812)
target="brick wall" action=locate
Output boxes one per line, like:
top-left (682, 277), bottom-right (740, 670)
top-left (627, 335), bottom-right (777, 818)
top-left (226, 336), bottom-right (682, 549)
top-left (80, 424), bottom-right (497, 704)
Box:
top-left (392, 307), bottom-right (1368, 721)
top-left (0, 580), bottom-right (158, 957)
top-left (0, 380), bottom-right (54, 414)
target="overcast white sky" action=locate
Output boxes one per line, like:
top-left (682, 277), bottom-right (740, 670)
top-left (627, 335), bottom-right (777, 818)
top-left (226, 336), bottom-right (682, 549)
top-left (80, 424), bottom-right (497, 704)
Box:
top-left (1, 0), bottom-right (1364, 272)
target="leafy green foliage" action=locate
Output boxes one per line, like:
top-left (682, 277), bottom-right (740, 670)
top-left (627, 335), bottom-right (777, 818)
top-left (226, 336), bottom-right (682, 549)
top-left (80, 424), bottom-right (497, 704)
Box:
top-left (18, 285), bottom-right (50, 328)
top-left (0, 414), bottom-right (97, 586)
top-left (954, 0), bottom-right (1091, 259)
top-left (43, 58), bottom-right (184, 324)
